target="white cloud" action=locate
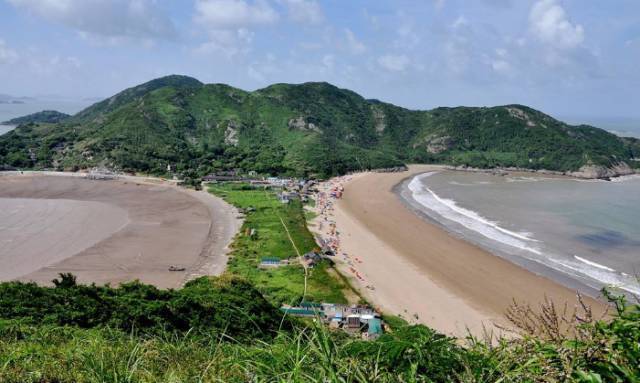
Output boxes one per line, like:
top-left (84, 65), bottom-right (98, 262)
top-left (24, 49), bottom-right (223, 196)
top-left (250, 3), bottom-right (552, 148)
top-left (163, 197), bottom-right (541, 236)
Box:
top-left (281, 0), bottom-right (323, 25)
top-left (247, 65), bottom-right (266, 82)
top-left (247, 53), bottom-right (280, 83)
top-left (322, 54), bottom-right (335, 71)
top-left (452, 15), bottom-right (468, 29)
top-left (491, 59), bottom-right (511, 73)
top-left (378, 54), bottom-right (410, 72)
top-left (395, 24), bottom-right (420, 49)
top-left (529, 0), bottom-right (584, 49)
top-left (194, 0), bottom-right (278, 29)
top-left (442, 17), bottom-right (473, 75)
top-left (193, 0), bottom-right (279, 58)
top-left (344, 29), bottom-right (366, 55)
top-left (489, 49), bottom-right (513, 76)
top-left (194, 28), bottom-right (254, 58)
top-left (8, 0), bottom-right (176, 40)
top-left (0, 40), bottom-right (19, 65)
top-left (488, 48), bottom-right (514, 76)
top-left (27, 55), bottom-right (83, 76)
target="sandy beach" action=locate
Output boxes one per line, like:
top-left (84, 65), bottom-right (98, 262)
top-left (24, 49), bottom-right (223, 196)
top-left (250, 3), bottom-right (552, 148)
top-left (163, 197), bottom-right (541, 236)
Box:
top-left (310, 165), bottom-right (607, 337)
top-left (0, 173), bottom-right (241, 288)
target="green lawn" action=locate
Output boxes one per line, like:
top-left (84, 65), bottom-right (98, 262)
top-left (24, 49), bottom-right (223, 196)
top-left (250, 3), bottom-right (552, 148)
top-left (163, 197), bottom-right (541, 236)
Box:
top-left (208, 183), bottom-right (348, 306)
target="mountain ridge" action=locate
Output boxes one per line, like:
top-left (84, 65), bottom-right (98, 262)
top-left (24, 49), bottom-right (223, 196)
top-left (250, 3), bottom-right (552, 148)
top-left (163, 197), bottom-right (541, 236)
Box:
top-left (2, 110), bottom-right (71, 125)
top-left (1, 74), bottom-right (638, 178)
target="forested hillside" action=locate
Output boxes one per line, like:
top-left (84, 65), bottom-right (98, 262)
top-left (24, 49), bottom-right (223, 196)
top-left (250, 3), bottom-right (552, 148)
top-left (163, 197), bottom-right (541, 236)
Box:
top-left (1, 75), bottom-right (638, 178)
top-left (2, 110), bottom-right (70, 125)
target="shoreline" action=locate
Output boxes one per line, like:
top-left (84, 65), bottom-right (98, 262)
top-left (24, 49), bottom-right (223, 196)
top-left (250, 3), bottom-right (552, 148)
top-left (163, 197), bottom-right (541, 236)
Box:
top-left (439, 164), bottom-right (638, 180)
top-left (309, 165), bottom-right (608, 337)
top-left (392, 176), bottom-right (607, 299)
top-left (0, 172), bottom-right (242, 288)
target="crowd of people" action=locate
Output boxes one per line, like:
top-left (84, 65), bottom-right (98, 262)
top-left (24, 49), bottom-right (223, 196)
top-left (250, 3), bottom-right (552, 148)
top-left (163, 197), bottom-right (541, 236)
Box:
top-left (312, 176), bottom-right (374, 290)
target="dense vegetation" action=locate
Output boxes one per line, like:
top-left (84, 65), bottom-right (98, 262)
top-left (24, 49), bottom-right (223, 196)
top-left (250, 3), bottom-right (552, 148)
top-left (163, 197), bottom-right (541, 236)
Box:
top-left (0, 273), bottom-right (285, 340)
top-left (208, 183), bottom-right (351, 306)
top-left (0, 280), bottom-right (637, 382)
top-left (1, 75), bottom-right (638, 177)
top-left (2, 110), bottom-right (70, 125)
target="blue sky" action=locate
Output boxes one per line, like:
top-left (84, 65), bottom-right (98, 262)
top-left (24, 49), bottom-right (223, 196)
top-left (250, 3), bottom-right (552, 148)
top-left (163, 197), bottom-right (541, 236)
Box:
top-left (0, 0), bottom-right (639, 120)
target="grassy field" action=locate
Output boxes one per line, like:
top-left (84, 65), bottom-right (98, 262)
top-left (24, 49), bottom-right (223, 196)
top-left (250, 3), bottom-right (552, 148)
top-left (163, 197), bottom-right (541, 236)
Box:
top-left (207, 183), bottom-right (349, 306)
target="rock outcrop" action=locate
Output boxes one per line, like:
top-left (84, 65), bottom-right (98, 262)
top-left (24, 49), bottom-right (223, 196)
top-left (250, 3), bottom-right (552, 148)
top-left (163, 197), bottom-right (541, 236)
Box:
top-left (568, 162), bottom-right (635, 179)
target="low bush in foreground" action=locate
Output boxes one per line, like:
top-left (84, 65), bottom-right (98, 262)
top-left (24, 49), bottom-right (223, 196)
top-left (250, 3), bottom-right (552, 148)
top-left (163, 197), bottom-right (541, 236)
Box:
top-left (0, 274), bottom-right (286, 340)
top-left (0, 276), bottom-right (638, 382)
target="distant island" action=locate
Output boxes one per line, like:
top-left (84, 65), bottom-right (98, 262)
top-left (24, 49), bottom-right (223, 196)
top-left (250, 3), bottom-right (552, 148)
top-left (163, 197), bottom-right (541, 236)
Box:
top-left (0, 93), bottom-right (30, 105)
top-left (1, 75), bottom-right (638, 178)
top-left (2, 110), bottom-right (70, 125)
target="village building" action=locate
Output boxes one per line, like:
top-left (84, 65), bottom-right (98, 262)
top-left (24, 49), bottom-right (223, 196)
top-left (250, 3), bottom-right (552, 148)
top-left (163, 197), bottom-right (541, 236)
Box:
top-left (86, 167), bottom-right (119, 180)
top-left (280, 302), bottom-right (384, 340)
top-left (302, 251), bottom-right (323, 268)
top-left (258, 257), bottom-right (290, 268)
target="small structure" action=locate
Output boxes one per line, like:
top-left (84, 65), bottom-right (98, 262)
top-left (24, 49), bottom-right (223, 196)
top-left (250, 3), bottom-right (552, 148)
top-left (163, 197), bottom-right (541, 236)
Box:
top-left (202, 170), bottom-right (246, 183)
top-left (321, 246), bottom-right (335, 257)
top-left (250, 179), bottom-right (271, 186)
top-left (277, 192), bottom-right (290, 204)
top-left (364, 318), bottom-right (383, 340)
top-left (258, 257), bottom-right (290, 268)
top-left (279, 307), bottom-right (319, 317)
top-left (259, 257), bottom-right (281, 267)
top-left (300, 301), bottom-right (323, 310)
top-left (345, 315), bottom-right (361, 330)
top-left (86, 167), bottom-right (119, 180)
top-left (302, 251), bottom-right (322, 268)
top-left (280, 302), bottom-right (384, 340)
top-left (203, 174), bottom-right (241, 182)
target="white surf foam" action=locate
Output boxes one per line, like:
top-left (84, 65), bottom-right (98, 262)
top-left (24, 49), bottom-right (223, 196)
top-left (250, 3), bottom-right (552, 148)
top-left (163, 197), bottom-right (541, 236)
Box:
top-left (449, 181), bottom-right (493, 186)
top-left (408, 172), bottom-right (640, 296)
top-left (505, 176), bottom-right (556, 183)
top-left (610, 174), bottom-right (640, 183)
top-left (574, 255), bottom-right (616, 272)
top-left (409, 173), bottom-right (542, 255)
top-left (553, 256), bottom-right (640, 295)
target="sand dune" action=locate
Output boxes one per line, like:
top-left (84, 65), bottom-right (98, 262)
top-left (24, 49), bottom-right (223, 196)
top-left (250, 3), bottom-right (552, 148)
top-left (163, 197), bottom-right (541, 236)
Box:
top-left (0, 174), bottom-right (241, 288)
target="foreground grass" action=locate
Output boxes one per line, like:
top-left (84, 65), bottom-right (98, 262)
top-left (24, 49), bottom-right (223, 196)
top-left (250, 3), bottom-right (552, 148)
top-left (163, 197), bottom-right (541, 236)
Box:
top-left (0, 320), bottom-right (467, 382)
top-left (1, 294), bottom-right (638, 382)
top-left (208, 183), bottom-right (348, 306)
top-left (0, 271), bottom-right (637, 382)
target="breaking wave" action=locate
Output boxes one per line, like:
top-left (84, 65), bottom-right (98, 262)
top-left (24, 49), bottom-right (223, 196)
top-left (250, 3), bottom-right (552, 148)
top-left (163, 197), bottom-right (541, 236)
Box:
top-left (408, 172), bottom-right (640, 296)
top-left (408, 173), bottom-right (541, 255)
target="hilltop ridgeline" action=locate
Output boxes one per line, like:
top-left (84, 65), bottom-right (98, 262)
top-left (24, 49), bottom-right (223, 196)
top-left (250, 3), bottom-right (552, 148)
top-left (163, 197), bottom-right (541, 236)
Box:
top-left (1, 74), bottom-right (638, 178)
top-left (2, 110), bottom-right (70, 125)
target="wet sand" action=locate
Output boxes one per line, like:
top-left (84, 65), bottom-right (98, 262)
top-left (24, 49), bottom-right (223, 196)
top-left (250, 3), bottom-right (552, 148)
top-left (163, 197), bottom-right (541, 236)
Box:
top-left (0, 173), bottom-right (241, 288)
top-left (311, 165), bottom-right (607, 337)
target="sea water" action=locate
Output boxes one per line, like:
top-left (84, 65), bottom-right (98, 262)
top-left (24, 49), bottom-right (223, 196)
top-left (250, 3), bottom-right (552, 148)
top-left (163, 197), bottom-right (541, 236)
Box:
top-left (0, 99), bottom-right (92, 136)
top-left (402, 171), bottom-right (640, 297)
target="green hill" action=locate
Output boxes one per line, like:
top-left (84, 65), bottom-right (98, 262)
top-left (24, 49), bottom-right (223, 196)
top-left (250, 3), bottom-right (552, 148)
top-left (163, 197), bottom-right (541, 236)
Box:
top-left (1, 75), bottom-right (638, 177)
top-left (2, 110), bottom-right (70, 125)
